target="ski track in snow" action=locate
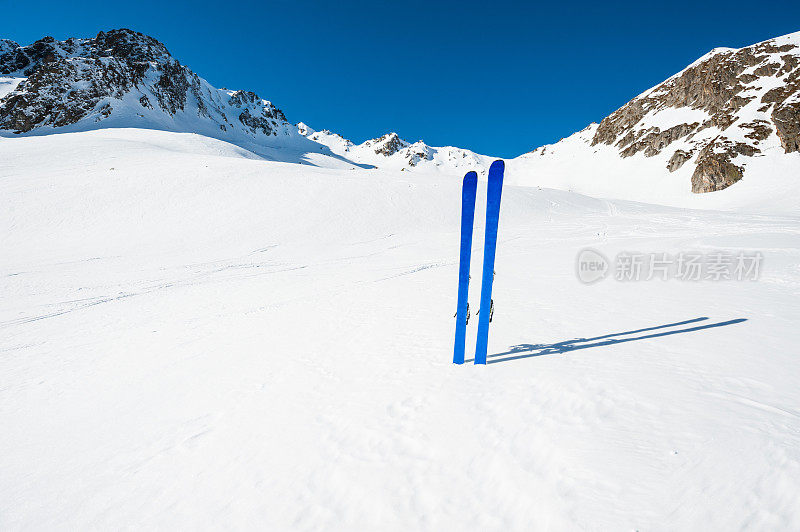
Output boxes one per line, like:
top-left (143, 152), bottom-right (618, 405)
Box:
top-left (1, 129), bottom-right (800, 529)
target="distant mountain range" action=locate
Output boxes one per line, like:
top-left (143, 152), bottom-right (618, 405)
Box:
top-left (1, 28), bottom-right (798, 195)
top-left (0, 29), bottom-right (491, 174)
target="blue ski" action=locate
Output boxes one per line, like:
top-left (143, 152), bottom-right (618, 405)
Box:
top-left (474, 160), bottom-right (505, 365)
top-left (453, 171), bottom-right (478, 364)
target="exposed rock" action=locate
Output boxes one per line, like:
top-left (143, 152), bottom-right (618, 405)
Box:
top-left (0, 35), bottom-right (61, 76)
top-left (405, 142), bottom-right (432, 166)
top-left (740, 120), bottom-right (773, 142)
top-left (691, 142), bottom-right (744, 193)
top-left (586, 33), bottom-right (800, 193)
top-left (237, 108), bottom-right (270, 135)
top-left (296, 122), bottom-right (313, 136)
top-left (0, 29), bottom-right (290, 139)
top-left (226, 90), bottom-right (286, 135)
top-left (0, 39), bottom-right (18, 56)
top-left (92, 29), bottom-right (171, 64)
top-left (620, 122), bottom-right (700, 158)
top-left (667, 149), bottom-right (692, 172)
top-left (592, 100), bottom-right (645, 147)
top-left (0, 30), bottom-right (178, 131)
top-left (228, 90), bottom-right (286, 121)
top-left (153, 60), bottom-right (189, 114)
top-left (366, 133), bottom-right (408, 156)
top-left (772, 101), bottom-right (800, 153)
top-left (0, 54), bottom-right (138, 131)
top-left (99, 102), bottom-right (112, 119)
top-left (753, 62), bottom-right (781, 77)
top-left (780, 54), bottom-right (800, 75)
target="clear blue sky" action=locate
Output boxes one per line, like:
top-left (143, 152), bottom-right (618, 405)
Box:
top-left (3, 0), bottom-right (798, 157)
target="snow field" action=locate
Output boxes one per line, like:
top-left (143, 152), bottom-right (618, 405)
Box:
top-left (1, 129), bottom-right (799, 529)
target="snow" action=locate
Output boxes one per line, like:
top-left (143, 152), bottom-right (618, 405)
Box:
top-left (507, 125), bottom-right (800, 213)
top-left (2, 128), bottom-right (800, 529)
top-left (772, 30), bottom-right (800, 48)
top-left (1, 31), bottom-right (492, 177)
top-left (635, 106), bottom-right (709, 130)
top-left (506, 30), bottom-right (800, 211)
top-left (0, 51), bottom-right (373, 171)
top-left (0, 76), bottom-right (23, 99)
top-left (508, 30), bottom-right (800, 212)
top-left (300, 127), bottom-right (496, 175)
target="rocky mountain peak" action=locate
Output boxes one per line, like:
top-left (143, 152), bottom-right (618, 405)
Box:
top-left (0, 29), bottom-right (492, 174)
top-left (0, 29), bottom-right (291, 143)
top-left (91, 29), bottom-right (172, 64)
top-left (357, 133), bottom-right (437, 166)
top-left (589, 31), bottom-right (800, 192)
top-left (403, 141), bottom-right (432, 166)
top-left (0, 39), bottom-right (18, 56)
top-left (296, 122), bottom-right (314, 136)
top-left (364, 132), bottom-right (409, 156)
top-left (0, 29), bottom-right (170, 78)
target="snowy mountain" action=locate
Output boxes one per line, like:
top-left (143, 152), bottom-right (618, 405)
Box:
top-left (509, 31), bottom-right (800, 200)
top-left (0, 30), bottom-right (369, 168)
top-left (2, 28), bottom-right (799, 192)
top-left (0, 31), bottom-right (279, 135)
top-left (0, 29), bottom-right (492, 173)
top-left (300, 126), bottom-right (494, 173)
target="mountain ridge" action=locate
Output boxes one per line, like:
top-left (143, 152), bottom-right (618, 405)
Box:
top-left (518, 30), bottom-right (800, 195)
top-left (1, 28), bottom-right (799, 194)
top-left (0, 29), bottom-right (492, 174)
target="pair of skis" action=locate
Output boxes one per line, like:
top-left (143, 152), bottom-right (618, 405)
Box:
top-left (453, 160), bottom-right (504, 365)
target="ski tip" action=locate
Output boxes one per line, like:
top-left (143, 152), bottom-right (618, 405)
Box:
top-left (464, 170), bottom-right (478, 182)
top-left (490, 159), bottom-right (505, 173)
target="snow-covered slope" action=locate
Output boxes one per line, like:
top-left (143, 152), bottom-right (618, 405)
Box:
top-left (300, 125), bottom-right (494, 174)
top-left (509, 31), bottom-right (800, 202)
top-left (506, 121), bottom-right (800, 213)
top-left (2, 128), bottom-right (800, 529)
top-left (0, 29), bottom-right (492, 175)
top-left (3, 28), bottom-right (798, 191)
top-left (0, 30), bottom-right (367, 168)
top-left (3, 26), bottom-right (800, 529)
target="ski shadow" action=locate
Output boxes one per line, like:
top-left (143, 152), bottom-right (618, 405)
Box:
top-left (465, 317), bottom-right (748, 365)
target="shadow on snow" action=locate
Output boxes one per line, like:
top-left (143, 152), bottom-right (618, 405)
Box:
top-left (466, 317), bottom-right (748, 365)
